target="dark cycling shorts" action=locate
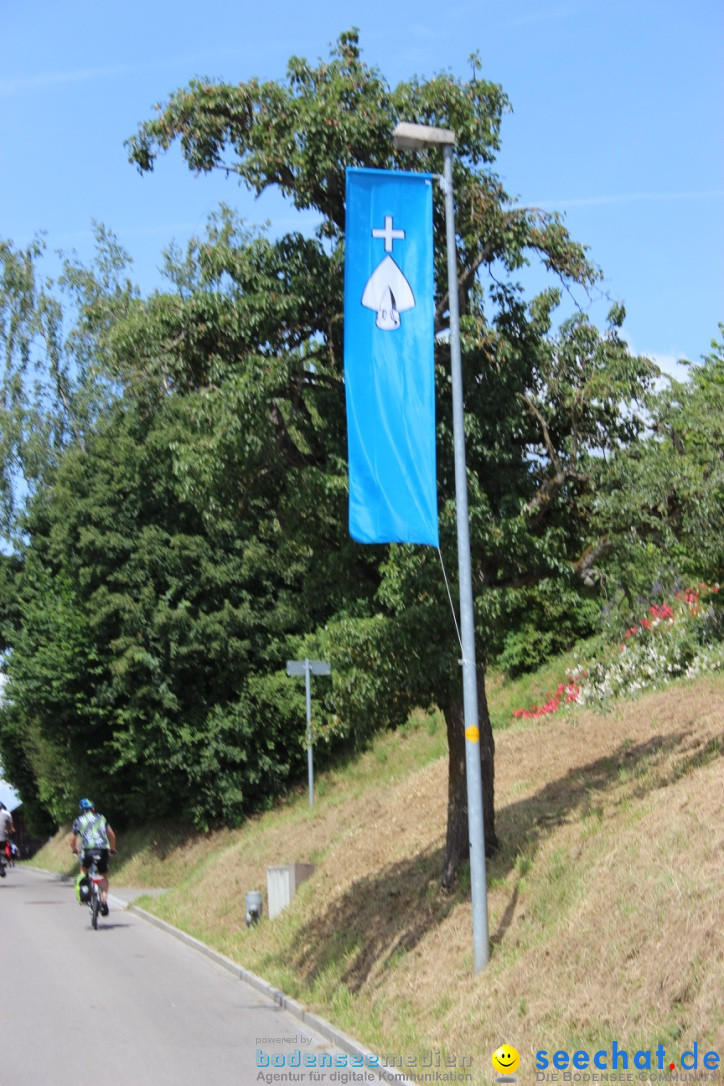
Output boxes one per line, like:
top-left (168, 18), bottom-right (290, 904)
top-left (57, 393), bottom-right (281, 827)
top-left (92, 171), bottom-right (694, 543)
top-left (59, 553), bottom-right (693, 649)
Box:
top-left (82, 848), bottom-right (109, 875)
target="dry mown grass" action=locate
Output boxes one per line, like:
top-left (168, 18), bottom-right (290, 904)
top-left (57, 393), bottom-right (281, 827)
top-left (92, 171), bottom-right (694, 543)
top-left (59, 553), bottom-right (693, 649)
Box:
top-left (38, 675), bottom-right (724, 1080)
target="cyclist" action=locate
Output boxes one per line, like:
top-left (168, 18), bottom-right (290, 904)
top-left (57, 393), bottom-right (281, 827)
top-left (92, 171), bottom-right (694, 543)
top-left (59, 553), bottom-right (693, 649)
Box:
top-left (70, 798), bottom-right (117, 915)
top-left (0, 802), bottom-right (15, 876)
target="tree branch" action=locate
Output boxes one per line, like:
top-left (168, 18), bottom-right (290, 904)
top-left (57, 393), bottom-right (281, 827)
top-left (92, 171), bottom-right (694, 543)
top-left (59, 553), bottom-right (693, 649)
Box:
top-left (573, 538), bottom-right (613, 587)
top-left (268, 400), bottom-right (314, 468)
top-left (518, 392), bottom-right (561, 473)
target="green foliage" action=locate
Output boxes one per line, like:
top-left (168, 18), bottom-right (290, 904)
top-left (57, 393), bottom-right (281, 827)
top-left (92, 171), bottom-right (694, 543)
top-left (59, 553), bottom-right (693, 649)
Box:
top-left (127, 30), bottom-right (657, 699)
top-left (1, 30), bottom-right (713, 855)
top-left (0, 396), bottom-right (316, 828)
top-left (126, 31), bottom-right (508, 239)
top-left (592, 325), bottom-right (724, 622)
top-left (0, 229), bottom-right (137, 543)
top-left (0, 694), bottom-right (56, 835)
top-left (318, 614), bottom-right (419, 749)
top-left (492, 580), bottom-right (601, 678)
top-left (0, 559), bottom-right (107, 825)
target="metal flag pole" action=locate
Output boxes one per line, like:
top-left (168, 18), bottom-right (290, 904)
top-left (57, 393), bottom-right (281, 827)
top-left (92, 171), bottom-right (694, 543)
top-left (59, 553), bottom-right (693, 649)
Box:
top-left (392, 122), bottom-right (490, 972)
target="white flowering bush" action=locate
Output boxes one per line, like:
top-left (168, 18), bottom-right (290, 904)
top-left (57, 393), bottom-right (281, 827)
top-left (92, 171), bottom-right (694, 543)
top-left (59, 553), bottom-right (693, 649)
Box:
top-left (513, 585), bottom-right (722, 718)
top-left (570, 586), bottom-right (722, 709)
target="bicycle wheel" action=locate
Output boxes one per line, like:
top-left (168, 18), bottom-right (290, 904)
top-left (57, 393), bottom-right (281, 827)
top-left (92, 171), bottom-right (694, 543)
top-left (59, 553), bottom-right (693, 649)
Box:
top-left (91, 885), bottom-right (100, 929)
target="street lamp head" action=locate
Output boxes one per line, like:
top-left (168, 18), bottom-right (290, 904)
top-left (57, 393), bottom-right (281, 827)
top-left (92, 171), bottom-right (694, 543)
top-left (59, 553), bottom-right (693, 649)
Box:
top-left (392, 121), bottom-right (456, 151)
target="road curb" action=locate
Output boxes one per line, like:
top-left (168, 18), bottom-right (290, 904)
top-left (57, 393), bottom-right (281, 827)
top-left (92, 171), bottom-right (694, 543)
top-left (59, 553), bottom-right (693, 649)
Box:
top-left (123, 900), bottom-right (417, 1086)
top-left (26, 867), bottom-right (416, 1085)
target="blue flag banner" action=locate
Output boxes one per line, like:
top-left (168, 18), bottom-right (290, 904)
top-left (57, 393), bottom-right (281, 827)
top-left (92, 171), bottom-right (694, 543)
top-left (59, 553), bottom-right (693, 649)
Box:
top-left (344, 167), bottom-right (439, 545)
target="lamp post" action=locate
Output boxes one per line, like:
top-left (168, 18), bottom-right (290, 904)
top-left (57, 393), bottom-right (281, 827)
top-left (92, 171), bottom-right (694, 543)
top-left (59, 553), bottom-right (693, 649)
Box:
top-left (392, 122), bottom-right (490, 972)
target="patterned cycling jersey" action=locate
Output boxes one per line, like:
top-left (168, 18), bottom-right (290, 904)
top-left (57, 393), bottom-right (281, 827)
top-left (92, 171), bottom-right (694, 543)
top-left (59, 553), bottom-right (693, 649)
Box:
top-left (72, 811), bottom-right (110, 850)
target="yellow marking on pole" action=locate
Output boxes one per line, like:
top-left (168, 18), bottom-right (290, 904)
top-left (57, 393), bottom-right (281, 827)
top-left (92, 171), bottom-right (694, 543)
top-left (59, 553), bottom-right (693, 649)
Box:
top-left (465, 725), bottom-right (480, 743)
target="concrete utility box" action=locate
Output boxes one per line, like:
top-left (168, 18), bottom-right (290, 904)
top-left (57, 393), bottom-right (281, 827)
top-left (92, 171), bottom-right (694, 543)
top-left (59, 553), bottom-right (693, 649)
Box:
top-left (266, 863), bottom-right (315, 920)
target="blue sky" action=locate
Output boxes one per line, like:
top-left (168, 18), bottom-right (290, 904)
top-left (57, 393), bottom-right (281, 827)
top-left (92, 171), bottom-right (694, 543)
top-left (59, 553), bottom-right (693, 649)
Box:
top-left (1, 0), bottom-right (722, 373)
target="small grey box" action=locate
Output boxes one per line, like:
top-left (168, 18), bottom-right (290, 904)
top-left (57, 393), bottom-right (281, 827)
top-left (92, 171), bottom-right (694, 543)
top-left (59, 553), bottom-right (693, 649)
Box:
top-left (266, 863), bottom-right (315, 920)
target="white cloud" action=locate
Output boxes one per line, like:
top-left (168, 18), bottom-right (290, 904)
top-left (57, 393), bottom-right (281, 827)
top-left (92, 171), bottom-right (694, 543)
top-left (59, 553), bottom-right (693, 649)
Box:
top-left (0, 46), bottom-right (240, 97)
top-left (649, 353), bottom-right (692, 386)
top-left (0, 65), bottom-right (136, 94)
top-left (530, 191), bottom-right (724, 211)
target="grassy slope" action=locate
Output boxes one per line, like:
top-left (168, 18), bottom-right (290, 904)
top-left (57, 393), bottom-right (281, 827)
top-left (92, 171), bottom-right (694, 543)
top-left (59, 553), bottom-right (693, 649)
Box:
top-left (36, 669), bottom-right (724, 1079)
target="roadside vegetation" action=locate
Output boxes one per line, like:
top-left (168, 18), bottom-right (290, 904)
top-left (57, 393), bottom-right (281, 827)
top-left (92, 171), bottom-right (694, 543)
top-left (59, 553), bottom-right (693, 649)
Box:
top-left (2, 30), bottom-right (722, 892)
top-left (2, 31), bottom-right (722, 1075)
top-left (35, 657), bottom-right (724, 1077)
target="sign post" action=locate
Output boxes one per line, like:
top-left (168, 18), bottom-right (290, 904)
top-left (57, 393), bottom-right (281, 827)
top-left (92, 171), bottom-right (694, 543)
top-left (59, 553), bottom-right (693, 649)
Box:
top-left (286, 659), bottom-right (331, 808)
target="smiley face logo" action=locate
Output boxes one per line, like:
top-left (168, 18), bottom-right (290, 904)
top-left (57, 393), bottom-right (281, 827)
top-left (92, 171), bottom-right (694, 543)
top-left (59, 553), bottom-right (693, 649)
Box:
top-left (491, 1044), bottom-right (521, 1076)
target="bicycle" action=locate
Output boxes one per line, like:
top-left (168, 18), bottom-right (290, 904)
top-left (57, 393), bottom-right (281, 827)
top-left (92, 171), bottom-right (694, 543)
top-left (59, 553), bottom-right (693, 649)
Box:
top-left (89, 854), bottom-right (104, 929)
top-left (0, 837), bottom-right (15, 876)
top-left (77, 849), bottom-right (108, 929)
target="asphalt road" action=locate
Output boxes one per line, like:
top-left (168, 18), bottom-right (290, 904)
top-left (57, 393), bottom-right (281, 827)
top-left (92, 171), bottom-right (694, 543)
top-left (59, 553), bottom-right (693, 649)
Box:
top-left (1, 865), bottom-right (398, 1086)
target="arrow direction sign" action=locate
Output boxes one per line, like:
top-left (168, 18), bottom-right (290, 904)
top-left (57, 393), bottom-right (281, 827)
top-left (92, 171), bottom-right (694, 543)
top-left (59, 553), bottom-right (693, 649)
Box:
top-left (285, 658), bottom-right (331, 807)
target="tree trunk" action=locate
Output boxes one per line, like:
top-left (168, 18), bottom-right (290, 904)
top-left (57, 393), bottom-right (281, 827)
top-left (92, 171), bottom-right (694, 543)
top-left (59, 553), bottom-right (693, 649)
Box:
top-left (441, 667), bottom-right (497, 891)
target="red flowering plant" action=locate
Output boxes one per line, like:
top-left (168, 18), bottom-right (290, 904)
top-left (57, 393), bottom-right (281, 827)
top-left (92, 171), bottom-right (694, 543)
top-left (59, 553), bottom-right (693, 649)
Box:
top-left (512, 678), bottom-right (581, 720)
top-left (512, 584), bottom-right (722, 719)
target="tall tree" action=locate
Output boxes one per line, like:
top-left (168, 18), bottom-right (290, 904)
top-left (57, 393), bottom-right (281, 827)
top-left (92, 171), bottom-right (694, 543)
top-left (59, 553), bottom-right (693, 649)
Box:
top-left (0, 214), bottom-right (369, 829)
top-left (125, 29), bottom-right (657, 884)
top-left (1, 385), bottom-right (330, 828)
top-left (592, 326), bottom-right (724, 610)
top-left (0, 228), bottom-right (138, 545)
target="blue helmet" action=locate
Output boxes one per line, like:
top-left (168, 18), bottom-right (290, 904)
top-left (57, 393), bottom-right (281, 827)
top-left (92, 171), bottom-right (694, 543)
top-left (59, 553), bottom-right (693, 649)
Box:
top-left (79, 798), bottom-right (94, 811)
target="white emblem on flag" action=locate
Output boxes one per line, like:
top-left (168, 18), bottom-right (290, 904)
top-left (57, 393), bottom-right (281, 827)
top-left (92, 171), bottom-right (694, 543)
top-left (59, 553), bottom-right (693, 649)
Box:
top-left (362, 256), bottom-right (415, 329)
top-left (361, 215), bottom-right (415, 331)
